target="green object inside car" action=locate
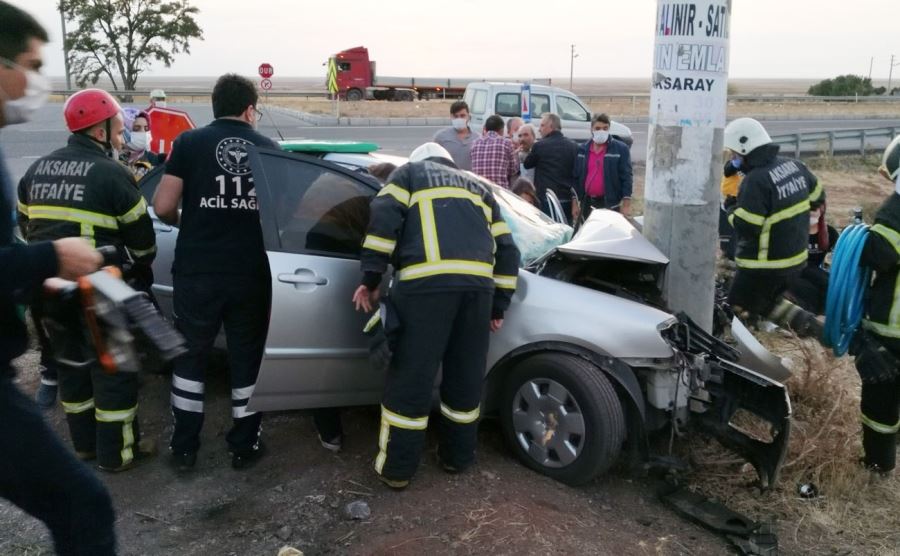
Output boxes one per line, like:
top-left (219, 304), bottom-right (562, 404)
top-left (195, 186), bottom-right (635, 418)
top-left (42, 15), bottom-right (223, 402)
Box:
top-left (278, 140), bottom-right (379, 154)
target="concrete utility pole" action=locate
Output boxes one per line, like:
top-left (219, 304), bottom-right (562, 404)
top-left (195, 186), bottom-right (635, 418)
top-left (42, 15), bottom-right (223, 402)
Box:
top-left (889, 55), bottom-right (899, 95)
top-left (643, 0), bottom-right (732, 331)
top-left (59, 4), bottom-right (71, 90)
top-left (569, 44), bottom-right (578, 90)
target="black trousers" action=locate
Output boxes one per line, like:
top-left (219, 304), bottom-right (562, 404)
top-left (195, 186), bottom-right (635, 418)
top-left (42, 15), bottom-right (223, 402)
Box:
top-left (29, 301), bottom-right (59, 386)
top-left (375, 290), bottom-right (492, 482)
top-left (0, 372), bottom-right (116, 555)
top-left (727, 269), bottom-right (798, 318)
top-left (857, 337), bottom-right (900, 470)
top-left (170, 272), bottom-right (271, 456)
top-left (58, 363), bottom-right (140, 469)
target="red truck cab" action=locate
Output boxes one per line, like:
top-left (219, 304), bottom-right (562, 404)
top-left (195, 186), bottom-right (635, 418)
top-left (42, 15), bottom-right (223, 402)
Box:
top-left (333, 46), bottom-right (375, 101)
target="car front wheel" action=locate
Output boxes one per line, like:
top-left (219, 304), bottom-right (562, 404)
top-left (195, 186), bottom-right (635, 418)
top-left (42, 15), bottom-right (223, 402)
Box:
top-left (500, 353), bottom-right (626, 485)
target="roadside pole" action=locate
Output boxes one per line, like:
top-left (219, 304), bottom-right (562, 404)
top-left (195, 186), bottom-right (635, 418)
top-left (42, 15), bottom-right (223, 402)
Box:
top-left (643, 0), bottom-right (732, 331)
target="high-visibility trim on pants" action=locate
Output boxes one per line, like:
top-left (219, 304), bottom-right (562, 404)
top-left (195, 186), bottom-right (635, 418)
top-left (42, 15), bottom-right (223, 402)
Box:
top-left (440, 402), bottom-right (480, 424)
top-left (95, 405), bottom-right (137, 423)
top-left (861, 413), bottom-right (900, 435)
top-left (171, 393), bottom-right (204, 413)
top-left (863, 319), bottom-right (900, 339)
top-left (373, 405), bottom-right (428, 475)
top-left (62, 398), bottom-right (95, 414)
top-left (374, 416), bottom-right (390, 474)
top-left (96, 405), bottom-right (137, 465)
top-left (381, 405), bottom-right (428, 430)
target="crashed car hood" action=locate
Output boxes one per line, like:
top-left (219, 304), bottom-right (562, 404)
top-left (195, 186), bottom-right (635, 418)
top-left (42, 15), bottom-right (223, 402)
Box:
top-left (556, 210), bottom-right (670, 264)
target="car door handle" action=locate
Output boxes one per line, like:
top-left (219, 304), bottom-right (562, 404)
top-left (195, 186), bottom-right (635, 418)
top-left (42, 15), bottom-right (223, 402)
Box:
top-left (277, 272), bottom-right (327, 286)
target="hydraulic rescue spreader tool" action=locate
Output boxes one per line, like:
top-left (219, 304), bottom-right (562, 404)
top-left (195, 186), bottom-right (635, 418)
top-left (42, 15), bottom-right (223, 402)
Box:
top-left (40, 247), bottom-right (186, 374)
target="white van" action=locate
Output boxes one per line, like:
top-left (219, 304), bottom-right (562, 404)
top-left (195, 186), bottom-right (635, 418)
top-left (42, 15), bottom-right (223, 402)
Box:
top-left (462, 82), bottom-right (632, 145)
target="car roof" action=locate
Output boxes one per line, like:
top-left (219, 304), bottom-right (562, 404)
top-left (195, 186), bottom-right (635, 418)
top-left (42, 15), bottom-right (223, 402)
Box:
top-left (466, 82), bottom-right (572, 96)
top-left (322, 151), bottom-right (408, 170)
top-left (278, 139), bottom-right (380, 154)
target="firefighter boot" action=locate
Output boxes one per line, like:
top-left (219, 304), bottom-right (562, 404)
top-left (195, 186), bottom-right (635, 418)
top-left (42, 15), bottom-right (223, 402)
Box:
top-left (768, 298), bottom-right (824, 339)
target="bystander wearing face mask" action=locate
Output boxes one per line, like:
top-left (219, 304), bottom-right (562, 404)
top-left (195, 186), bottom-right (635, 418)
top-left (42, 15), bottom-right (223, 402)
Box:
top-left (0, 57), bottom-right (50, 125)
top-left (451, 117), bottom-right (467, 131)
top-left (127, 131), bottom-right (150, 152)
top-left (592, 129), bottom-right (609, 144)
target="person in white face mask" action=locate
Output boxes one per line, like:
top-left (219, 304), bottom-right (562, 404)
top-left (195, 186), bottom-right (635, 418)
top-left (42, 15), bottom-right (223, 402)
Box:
top-left (431, 100), bottom-right (480, 171)
top-left (121, 107), bottom-right (164, 179)
top-left (572, 112), bottom-right (633, 224)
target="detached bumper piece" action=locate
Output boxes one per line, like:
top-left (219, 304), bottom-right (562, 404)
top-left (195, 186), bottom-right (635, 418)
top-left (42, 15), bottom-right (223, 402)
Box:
top-left (696, 359), bottom-right (792, 490)
top-left (662, 312), bottom-right (791, 489)
top-left (659, 484), bottom-right (778, 556)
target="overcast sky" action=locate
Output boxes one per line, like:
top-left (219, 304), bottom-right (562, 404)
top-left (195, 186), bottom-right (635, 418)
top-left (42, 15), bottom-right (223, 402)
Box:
top-left (13, 0), bottom-right (900, 81)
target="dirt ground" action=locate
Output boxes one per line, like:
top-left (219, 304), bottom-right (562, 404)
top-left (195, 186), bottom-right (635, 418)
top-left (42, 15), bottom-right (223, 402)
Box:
top-left (3, 156), bottom-right (899, 556)
top-left (1, 350), bottom-right (730, 556)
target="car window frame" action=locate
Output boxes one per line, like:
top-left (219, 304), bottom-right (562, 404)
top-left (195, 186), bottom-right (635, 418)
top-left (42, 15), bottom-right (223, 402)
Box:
top-left (247, 146), bottom-right (382, 261)
top-left (471, 89), bottom-right (488, 115)
top-left (531, 93), bottom-right (551, 119)
top-left (556, 95), bottom-right (590, 122)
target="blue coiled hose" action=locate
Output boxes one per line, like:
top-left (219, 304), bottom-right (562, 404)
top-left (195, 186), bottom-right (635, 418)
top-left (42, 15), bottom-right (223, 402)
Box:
top-left (823, 224), bottom-right (871, 356)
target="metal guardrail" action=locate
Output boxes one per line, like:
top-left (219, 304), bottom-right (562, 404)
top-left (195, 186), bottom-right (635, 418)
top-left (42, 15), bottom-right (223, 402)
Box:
top-left (770, 127), bottom-right (900, 158)
top-left (52, 89), bottom-right (900, 104)
top-left (51, 89), bottom-right (329, 100)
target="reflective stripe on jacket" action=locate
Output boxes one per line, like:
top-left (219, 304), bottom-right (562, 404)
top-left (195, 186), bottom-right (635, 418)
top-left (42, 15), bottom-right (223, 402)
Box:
top-left (728, 144), bottom-right (824, 275)
top-left (862, 194), bottom-right (900, 340)
top-left (360, 158), bottom-right (520, 314)
top-left (17, 134), bottom-right (156, 264)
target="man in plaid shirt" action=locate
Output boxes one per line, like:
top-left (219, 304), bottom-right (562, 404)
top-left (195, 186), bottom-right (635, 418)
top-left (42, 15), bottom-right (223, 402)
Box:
top-left (471, 115), bottom-right (518, 188)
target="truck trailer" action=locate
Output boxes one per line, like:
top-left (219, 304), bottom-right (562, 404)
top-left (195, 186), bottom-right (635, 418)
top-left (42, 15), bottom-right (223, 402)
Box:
top-left (329, 46), bottom-right (549, 101)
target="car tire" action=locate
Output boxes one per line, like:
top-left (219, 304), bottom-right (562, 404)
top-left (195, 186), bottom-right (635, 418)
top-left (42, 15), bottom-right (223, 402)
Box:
top-left (500, 353), bottom-right (625, 485)
top-left (346, 88), bottom-right (363, 102)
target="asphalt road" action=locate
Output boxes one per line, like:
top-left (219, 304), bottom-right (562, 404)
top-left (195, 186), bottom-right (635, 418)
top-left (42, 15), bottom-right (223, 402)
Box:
top-left (3, 102), bottom-right (900, 184)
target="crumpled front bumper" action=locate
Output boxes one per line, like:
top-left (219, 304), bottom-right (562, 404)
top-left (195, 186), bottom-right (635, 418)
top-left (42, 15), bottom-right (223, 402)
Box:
top-left (695, 359), bottom-right (792, 489)
top-left (661, 313), bottom-right (792, 489)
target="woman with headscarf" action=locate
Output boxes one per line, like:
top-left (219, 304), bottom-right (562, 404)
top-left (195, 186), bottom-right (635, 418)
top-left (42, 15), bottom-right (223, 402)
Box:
top-left (120, 107), bottom-right (164, 179)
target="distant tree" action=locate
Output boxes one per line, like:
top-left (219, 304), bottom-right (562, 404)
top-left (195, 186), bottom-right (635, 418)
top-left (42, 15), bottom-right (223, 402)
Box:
top-left (60, 0), bottom-right (203, 94)
top-left (808, 74), bottom-right (877, 96)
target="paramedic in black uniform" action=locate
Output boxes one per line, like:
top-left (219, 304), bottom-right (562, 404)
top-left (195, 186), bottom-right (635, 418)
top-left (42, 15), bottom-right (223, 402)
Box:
top-left (153, 74), bottom-right (277, 471)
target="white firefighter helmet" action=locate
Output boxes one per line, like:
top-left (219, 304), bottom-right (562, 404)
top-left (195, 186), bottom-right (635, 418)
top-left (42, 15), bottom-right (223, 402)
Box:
top-left (880, 134), bottom-right (900, 182)
top-left (724, 117), bottom-right (772, 155)
top-left (409, 142), bottom-right (453, 163)
top-left (149, 89), bottom-right (166, 100)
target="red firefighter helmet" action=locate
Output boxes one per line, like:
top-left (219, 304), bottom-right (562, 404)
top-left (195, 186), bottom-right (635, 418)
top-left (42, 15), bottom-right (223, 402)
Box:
top-left (64, 89), bottom-right (122, 132)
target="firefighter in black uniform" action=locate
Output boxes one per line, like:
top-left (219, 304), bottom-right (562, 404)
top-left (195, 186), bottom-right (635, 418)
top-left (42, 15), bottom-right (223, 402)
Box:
top-left (353, 142), bottom-right (520, 489)
top-left (724, 117), bottom-right (825, 335)
top-left (853, 134), bottom-right (900, 473)
top-left (17, 88), bottom-right (157, 472)
top-left (153, 74), bottom-right (276, 471)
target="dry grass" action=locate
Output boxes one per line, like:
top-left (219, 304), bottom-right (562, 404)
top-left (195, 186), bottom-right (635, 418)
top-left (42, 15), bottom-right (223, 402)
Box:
top-left (682, 334), bottom-right (900, 554)
top-left (654, 155), bottom-right (900, 553)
